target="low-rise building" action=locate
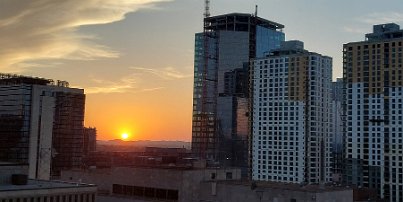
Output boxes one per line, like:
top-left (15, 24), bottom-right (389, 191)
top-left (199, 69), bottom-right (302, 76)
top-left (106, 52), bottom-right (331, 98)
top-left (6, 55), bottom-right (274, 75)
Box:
top-left (200, 181), bottom-right (353, 202)
top-left (0, 162), bottom-right (97, 201)
top-left (61, 164), bottom-right (241, 202)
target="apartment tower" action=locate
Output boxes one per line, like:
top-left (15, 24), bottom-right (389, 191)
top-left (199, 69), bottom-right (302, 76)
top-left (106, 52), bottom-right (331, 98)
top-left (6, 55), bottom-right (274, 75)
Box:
top-left (191, 13), bottom-right (285, 175)
top-left (343, 23), bottom-right (403, 201)
top-left (252, 41), bottom-right (333, 184)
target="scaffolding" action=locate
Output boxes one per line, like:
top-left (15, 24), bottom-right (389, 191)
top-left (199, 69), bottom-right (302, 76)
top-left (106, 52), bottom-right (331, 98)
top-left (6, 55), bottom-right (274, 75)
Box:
top-left (0, 73), bottom-right (69, 87)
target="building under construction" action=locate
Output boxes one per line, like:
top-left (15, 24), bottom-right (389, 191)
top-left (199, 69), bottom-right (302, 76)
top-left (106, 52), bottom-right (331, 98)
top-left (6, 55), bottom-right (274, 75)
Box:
top-left (0, 73), bottom-right (85, 180)
top-left (191, 11), bottom-right (285, 176)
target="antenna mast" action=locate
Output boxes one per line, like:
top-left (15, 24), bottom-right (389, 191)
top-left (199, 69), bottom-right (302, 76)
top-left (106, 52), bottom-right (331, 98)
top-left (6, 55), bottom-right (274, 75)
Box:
top-left (204, 0), bottom-right (210, 18)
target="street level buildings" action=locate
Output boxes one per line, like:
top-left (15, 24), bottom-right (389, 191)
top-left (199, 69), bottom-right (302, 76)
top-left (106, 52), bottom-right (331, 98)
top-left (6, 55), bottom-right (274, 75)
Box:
top-left (191, 13), bottom-right (285, 175)
top-left (252, 41), bottom-right (333, 184)
top-left (0, 74), bottom-right (85, 180)
top-left (343, 23), bottom-right (403, 201)
top-left (61, 163), bottom-right (355, 202)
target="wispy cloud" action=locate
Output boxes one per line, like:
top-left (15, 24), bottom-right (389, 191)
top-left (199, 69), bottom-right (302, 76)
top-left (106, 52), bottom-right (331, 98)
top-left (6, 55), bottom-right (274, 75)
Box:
top-left (82, 74), bottom-right (165, 94)
top-left (342, 26), bottom-right (368, 34)
top-left (82, 65), bottom-right (188, 94)
top-left (0, 0), bottom-right (170, 72)
top-left (356, 12), bottom-right (403, 25)
top-left (130, 66), bottom-right (193, 80)
top-left (342, 11), bottom-right (403, 34)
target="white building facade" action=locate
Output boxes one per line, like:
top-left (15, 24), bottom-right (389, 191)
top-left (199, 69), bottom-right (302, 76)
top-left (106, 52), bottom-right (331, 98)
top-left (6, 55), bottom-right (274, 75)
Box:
top-left (343, 23), bottom-right (403, 201)
top-left (252, 41), bottom-right (333, 184)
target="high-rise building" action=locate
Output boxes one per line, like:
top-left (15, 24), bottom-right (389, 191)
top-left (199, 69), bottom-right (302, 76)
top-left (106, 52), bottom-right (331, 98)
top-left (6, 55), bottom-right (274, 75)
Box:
top-left (252, 41), bottom-right (333, 184)
top-left (343, 23), bottom-right (403, 201)
top-left (191, 13), bottom-right (285, 175)
top-left (0, 74), bottom-right (85, 180)
top-left (331, 78), bottom-right (344, 182)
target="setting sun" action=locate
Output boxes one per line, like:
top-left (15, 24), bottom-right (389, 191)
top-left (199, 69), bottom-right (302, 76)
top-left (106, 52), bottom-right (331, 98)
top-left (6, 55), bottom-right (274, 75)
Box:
top-left (121, 133), bottom-right (129, 140)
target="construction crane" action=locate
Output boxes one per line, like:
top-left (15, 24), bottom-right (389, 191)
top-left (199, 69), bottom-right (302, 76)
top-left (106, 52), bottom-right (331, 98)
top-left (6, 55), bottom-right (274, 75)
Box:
top-left (199, 0), bottom-right (211, 160)
top-left (199, 0), bottom-right (218, 160)
top-left (204, 0), bottom-right (210, 18)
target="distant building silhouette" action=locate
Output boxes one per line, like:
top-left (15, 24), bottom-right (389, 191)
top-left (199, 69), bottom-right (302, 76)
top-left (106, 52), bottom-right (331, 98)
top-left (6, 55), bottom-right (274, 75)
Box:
top-left (0, 74), bottom-right (85, 179)
top-left (83, 127), bottom-right (97, 156)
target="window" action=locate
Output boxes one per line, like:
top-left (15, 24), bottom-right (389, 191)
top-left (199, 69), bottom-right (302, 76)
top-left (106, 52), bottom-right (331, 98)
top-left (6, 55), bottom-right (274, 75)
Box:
top-left (226, 172), bottom-right (233, 180)
top-left (211, 173), bottom-right (216, 179)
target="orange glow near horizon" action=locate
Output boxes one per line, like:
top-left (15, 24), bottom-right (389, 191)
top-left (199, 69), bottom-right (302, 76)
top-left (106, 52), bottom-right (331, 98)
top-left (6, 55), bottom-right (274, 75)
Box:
top-left (84, 86), bottom-right (193, 141)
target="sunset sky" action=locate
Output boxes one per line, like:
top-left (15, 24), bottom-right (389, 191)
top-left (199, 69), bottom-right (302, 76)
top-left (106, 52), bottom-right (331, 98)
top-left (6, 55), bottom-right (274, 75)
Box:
top-left (1, 0), bottom-right (402, 141)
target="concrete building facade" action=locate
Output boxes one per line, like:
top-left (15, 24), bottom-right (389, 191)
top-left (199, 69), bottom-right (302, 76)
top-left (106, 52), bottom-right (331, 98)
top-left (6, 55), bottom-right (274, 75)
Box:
top-left (343, 23), bottom-right (403, 201)
top-left (61, 166), bottom-right (241, 202)
top-left (252, 41), bottom-right (333, 184)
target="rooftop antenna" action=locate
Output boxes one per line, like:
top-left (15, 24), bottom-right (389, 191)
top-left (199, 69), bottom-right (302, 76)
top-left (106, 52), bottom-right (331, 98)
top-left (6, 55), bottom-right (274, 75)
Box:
top-left (255, 5), bottom-right (258, 17)
top-left (204, 0), bottom-right (210, 18)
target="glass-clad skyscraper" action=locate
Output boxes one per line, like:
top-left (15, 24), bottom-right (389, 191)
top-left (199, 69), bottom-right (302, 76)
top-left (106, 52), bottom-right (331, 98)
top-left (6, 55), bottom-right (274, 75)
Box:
top-left (191, 13), bottom-right (285, 175)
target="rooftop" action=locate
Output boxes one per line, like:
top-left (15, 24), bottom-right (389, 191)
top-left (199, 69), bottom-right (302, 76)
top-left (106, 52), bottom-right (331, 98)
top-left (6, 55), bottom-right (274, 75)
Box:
top-left (0, 73), bottom-right (69, 87)
top-left (215, 180), bottom-right (352, 193)
top-left (205, 13), bottom-right (284, 31)
top-left (365, 23), bottom-right (403, 41)
top-left (0, 179), bottom-right (96, 192)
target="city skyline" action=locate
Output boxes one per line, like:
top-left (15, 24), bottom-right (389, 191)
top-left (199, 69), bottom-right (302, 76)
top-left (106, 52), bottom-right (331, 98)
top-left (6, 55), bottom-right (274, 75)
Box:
top-left (0, 0), bottom-right (402, 141)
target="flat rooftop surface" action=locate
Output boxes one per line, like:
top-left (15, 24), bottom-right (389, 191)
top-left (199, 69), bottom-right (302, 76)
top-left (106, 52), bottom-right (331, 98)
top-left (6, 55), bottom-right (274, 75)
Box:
top-left (0, 180), bottom-right (95, 192)
top-left (216, 180), bottom-right (352, 193)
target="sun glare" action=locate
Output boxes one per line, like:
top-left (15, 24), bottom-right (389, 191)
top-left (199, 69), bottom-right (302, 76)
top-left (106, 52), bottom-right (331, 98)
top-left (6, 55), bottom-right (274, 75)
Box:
top-left (121, 133), bottom-right (129, 140)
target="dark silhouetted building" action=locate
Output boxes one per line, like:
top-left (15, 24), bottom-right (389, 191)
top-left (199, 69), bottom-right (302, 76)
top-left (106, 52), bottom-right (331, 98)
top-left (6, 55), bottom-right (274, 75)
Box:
top-left (0, 74), bottom-right (85, 179)
top-left (84, 127), bottom-right (97, 155)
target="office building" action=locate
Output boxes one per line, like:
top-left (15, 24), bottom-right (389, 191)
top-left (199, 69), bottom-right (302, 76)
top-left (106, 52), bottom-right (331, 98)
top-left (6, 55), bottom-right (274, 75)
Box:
top-left (343, 23), bottom-right (403, 201)
top-left (252, 41), bottom-right (333, 184)
top-left (191, 13), bottom-right (285, 175)
top-left (0, 74), bottom-right (85, 179)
